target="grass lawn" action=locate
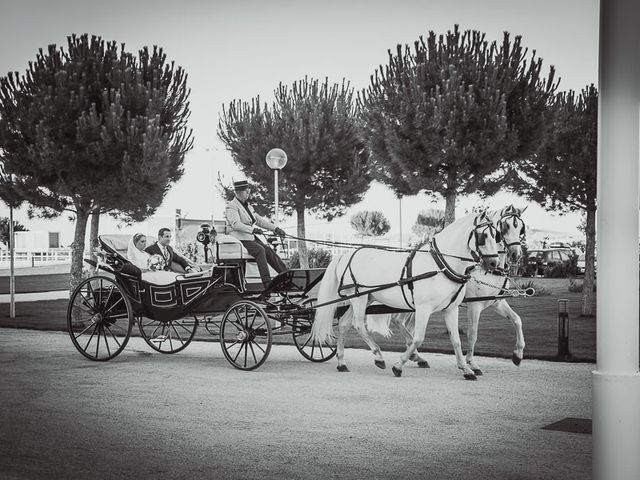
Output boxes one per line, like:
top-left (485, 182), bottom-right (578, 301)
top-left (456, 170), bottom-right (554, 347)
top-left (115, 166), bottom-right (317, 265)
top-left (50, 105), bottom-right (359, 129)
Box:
top-left (0, 276), bottom-right (595, 363)
top-left (0, 273), bottom-right (69, 293)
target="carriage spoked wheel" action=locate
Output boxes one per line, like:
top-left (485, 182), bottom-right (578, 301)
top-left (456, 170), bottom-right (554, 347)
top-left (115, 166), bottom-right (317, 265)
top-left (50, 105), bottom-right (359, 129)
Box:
top-left (291, 298), bottom-right (337, 362)
top-left (138, 316), bottom-right (198, 354)
top-left (67, 275), bottom-right (133, 361)
top-left (219, 300), bottom-right (272, 370)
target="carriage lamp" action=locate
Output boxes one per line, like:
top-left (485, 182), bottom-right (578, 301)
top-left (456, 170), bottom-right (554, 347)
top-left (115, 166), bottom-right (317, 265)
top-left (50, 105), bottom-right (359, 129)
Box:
top-left (557, 299), bottom-right (572, 360)
top-left (265, 148), bottom-right (288, 229)
top-left (196, 224), bottom-right (215, 263)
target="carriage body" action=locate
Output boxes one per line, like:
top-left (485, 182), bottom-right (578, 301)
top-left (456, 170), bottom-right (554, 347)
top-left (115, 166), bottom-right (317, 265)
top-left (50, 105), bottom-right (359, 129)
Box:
top-left (67, 234), bottom-right (333, 369)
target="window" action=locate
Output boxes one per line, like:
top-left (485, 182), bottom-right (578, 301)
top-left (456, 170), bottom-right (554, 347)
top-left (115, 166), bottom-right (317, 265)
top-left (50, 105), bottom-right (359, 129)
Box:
top-left (49, 232), bottom-right (60, 248)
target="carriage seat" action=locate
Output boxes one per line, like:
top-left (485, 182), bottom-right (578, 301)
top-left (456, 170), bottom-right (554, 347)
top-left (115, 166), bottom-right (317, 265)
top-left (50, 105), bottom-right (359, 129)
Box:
top-left (98, 234), bottom-right (186, 274)
top-left (214, 233), bottom-right (255, 261)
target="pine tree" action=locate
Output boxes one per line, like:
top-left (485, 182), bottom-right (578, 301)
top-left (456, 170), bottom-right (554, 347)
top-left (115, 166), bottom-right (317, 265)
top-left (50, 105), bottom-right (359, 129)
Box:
top-left (515, 85), bottom-right (597, 315)
top-left (360, 25), bottom-right (557, 224)
top-left (0, 34), bottom-right (192, 289)
top-left (218, 76), bottom-right (370, 267)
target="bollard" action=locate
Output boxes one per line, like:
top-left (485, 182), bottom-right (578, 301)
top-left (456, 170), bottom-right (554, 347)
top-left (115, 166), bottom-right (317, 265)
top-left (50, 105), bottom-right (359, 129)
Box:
top-left (557, 299), bottom-right (572, 360)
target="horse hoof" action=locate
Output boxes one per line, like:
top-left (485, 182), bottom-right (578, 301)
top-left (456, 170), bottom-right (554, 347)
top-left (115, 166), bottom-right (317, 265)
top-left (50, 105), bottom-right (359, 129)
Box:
top-left (374, 359), bottom-right (386, 369)
top-left (417, 360), bottom-right (430, 369)
top-left (472, 368), bottom-right (483, 376)
top-left (464, 373), bottom-right (477, 381)
top-left (512, 353), bottom-right (522, 366)
top-left (392, 366), bottom-right (402, 377)
top-left (337, 365), bottom-right (350, 372)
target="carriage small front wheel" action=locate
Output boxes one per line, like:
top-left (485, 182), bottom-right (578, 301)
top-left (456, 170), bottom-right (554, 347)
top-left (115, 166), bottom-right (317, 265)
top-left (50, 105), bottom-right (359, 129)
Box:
top-left (219, 300), bottom-right (272, 370)
top-left (138, 316), bottom-right (199, 354)
top-left (292, 298), bottom-right (337, 362)
top-left (67, 275), bottom-right (133, 361)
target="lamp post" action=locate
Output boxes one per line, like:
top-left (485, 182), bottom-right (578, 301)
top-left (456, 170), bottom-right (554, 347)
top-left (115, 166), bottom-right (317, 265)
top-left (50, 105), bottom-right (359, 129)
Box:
top-left (265, 148), bottom-right (288, 228)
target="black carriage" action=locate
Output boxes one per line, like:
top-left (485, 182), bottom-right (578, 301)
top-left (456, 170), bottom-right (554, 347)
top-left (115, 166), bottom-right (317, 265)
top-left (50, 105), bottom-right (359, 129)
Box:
top-left (67, 235), bottom-right (336, 370)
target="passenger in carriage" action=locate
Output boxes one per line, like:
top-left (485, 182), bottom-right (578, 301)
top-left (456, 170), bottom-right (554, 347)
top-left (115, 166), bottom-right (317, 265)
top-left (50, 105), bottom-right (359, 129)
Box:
top-left (145, 227), bottom-right (201, 273)
top-left (225, 179), bottom-right (287, 288)
top-left (127, 233), bottom-right (153, 271)
top-left (126, 233), bottom-right (179, 284)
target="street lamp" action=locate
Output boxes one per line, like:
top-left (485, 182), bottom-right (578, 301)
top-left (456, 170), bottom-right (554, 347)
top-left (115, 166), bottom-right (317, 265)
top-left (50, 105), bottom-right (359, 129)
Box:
top-left (265, 148), bottom-right (288, 228)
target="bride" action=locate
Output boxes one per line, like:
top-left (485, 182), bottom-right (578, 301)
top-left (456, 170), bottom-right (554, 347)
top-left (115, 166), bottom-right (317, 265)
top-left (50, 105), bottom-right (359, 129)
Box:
top-left (126, 233), bottom-right (177, 284)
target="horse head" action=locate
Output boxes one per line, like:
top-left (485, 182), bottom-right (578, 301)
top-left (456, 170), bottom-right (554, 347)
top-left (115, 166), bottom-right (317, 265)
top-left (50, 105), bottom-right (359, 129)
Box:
top-left (469, 211), bottom-right (501, 270)
top-left (491, 205), bottom-right (527, 265)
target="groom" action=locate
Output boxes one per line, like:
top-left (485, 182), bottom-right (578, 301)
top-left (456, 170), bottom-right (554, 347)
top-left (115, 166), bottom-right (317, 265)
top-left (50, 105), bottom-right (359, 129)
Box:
top-left (145, 227), bottom-right (199, 273)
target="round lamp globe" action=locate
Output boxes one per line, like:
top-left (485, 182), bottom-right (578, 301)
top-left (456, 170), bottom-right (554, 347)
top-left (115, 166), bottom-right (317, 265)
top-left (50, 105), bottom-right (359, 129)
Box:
top-left (265, 148), bottom-right (288, 170)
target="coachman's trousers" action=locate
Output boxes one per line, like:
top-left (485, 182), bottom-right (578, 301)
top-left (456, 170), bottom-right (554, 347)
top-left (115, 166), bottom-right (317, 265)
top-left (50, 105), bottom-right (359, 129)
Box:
top-left (240, 236), bottom-right (287, 286)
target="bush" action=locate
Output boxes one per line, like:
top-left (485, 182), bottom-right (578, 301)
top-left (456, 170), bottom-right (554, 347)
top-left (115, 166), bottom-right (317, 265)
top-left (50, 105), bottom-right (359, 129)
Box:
top-left (514, 279), bottom-right (550, 296)
top-left (288, 248), bottom-right (332, 268)
top-left (568, 278), bottom-right (596, 293)
top-left (543, 262), bottom-right (571, 278)
top-left (568, 278), bottom-right (583, 293)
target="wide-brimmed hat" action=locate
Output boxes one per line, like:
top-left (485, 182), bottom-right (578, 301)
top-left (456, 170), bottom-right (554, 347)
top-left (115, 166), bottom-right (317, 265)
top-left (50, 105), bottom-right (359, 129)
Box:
top-left (233, 179), bottom-right (250, 190)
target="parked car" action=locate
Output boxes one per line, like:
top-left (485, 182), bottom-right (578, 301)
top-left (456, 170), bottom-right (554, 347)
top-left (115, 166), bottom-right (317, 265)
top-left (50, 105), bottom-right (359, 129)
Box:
top-left (526, 248), bottom-right (573, 276)
top-left (576, 253), bottom-right (596, 275)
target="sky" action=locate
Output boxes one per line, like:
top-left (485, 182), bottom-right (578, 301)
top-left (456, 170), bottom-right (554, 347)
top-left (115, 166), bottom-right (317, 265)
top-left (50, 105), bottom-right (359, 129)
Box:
top-left (0, 0), bottom-right (599, 245)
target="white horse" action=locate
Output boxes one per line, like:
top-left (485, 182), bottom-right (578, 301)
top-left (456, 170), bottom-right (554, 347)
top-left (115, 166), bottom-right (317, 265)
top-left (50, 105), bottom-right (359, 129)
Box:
top-left (365, 205), bottom-right (528, 376)
top-left (310, 211), bottom-right (501, 380)
top-left (464, 205), bottom-right (527, 374)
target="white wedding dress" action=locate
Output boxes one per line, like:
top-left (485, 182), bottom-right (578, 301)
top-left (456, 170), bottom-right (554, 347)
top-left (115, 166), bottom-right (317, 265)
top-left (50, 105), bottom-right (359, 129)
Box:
top-left (126, 237), bottom-right (177, 285)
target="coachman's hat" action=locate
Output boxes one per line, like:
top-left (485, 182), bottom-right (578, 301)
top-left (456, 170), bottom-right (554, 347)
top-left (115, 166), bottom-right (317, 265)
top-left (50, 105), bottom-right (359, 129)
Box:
top-left (233, 179), bottom-right (250, 190)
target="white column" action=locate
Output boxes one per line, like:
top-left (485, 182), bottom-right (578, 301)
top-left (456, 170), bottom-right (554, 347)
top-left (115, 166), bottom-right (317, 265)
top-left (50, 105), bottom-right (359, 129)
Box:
top-left (593, 1), bottom-right (640, 479)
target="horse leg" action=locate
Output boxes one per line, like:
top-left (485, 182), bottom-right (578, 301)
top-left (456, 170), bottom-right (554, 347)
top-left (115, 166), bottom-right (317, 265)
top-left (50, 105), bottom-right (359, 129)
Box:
top-left (492, 300), bottom-right (525, 366)
top-left (443, 307), bottom-right (477, 380)
top-left (392, 308), bottom-right (431, 377)
top-left (356, 320), bottom-right (386, 369)
top-left (396, 313), bottom-right (430, 368)
top-left (465, 303), bottom-right (483, 376)
top-left (336, 306), bottom-right (353, 372)
top-left (350, 297), bottom-right (387, 369)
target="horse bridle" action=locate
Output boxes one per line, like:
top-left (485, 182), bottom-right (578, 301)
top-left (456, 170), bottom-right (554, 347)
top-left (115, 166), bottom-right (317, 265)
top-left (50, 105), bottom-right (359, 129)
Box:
top-left (467, 214), bottom-right (500, 264)
top-left (497, 211), bottom-right (526, 252)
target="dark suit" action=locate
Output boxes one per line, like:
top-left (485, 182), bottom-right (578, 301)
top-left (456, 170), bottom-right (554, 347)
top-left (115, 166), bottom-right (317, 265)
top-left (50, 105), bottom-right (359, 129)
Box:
top-left (145, 242), bottom-right (191, 272)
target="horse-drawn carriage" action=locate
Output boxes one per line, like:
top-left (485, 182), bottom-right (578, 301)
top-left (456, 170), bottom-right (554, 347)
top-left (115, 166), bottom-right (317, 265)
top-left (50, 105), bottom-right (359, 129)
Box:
top-left (68, 206), bottom-right (532, 378)
top-left (67, 234), bottom-right (334, 370)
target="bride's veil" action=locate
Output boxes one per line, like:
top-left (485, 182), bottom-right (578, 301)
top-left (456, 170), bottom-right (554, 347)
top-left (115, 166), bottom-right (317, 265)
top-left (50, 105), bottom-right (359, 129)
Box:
top-left (127, 234), bottom-right (151, 270)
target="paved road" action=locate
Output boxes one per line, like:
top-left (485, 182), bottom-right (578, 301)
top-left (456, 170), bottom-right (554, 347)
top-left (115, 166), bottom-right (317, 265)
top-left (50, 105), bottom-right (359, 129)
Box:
top-left (0, 328), bottom-right (592, 480)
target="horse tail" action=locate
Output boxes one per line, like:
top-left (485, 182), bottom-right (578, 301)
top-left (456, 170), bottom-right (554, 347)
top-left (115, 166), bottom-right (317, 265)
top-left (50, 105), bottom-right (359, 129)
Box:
top-left (365, 315), bottom-right (393, 337)
top-left (310, 255), bottom-right (342, 343)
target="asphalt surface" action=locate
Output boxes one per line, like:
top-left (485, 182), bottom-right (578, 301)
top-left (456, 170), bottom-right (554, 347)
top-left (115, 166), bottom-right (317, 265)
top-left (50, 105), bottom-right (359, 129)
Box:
top-left (0, 328), bottom-right (592, 480)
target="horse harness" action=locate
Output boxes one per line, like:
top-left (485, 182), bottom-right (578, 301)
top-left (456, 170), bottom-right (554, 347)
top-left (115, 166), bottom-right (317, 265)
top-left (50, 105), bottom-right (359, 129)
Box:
top-left (336, 216), bottom-right (498, 311)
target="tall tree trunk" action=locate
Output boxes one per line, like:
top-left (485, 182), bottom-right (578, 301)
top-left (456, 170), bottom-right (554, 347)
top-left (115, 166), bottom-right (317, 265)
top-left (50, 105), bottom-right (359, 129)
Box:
top-left (581, 207), bottom-right (596, 316)
top-left (70, 207), bottom-right (90, 292)
top-left (444, 192), bottom-right (457, 226)
top-left (296, 205), bottom-right (309, 269)
top-left (89, 210), bottom-right (100, 262)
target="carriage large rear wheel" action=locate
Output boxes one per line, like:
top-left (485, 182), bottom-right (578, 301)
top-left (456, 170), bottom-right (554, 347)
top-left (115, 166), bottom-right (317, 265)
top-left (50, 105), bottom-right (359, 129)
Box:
top-left (138, 316), bottom-right (198, 354)
top-left (67, 275), bottom-right (133, 361)
top-left (219, 300), bottom-right (272, 370)
top-left (292, 298), bottom-right (337, 362)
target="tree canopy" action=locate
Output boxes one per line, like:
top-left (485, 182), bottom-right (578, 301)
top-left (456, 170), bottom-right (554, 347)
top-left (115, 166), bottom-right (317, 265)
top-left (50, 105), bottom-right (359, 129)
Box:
top-left (218, 76), bottom-right (371, 266)
top-left (513, 84), bottom-right (597, 315)
top-left (350, 210), bottom-right (391, 237)
top-left (0, 33), bottom-right (193, 288)
top-left (0, 217), bottom-right (27, 248)
top-left (359, 25), bottom-right (558, 224)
